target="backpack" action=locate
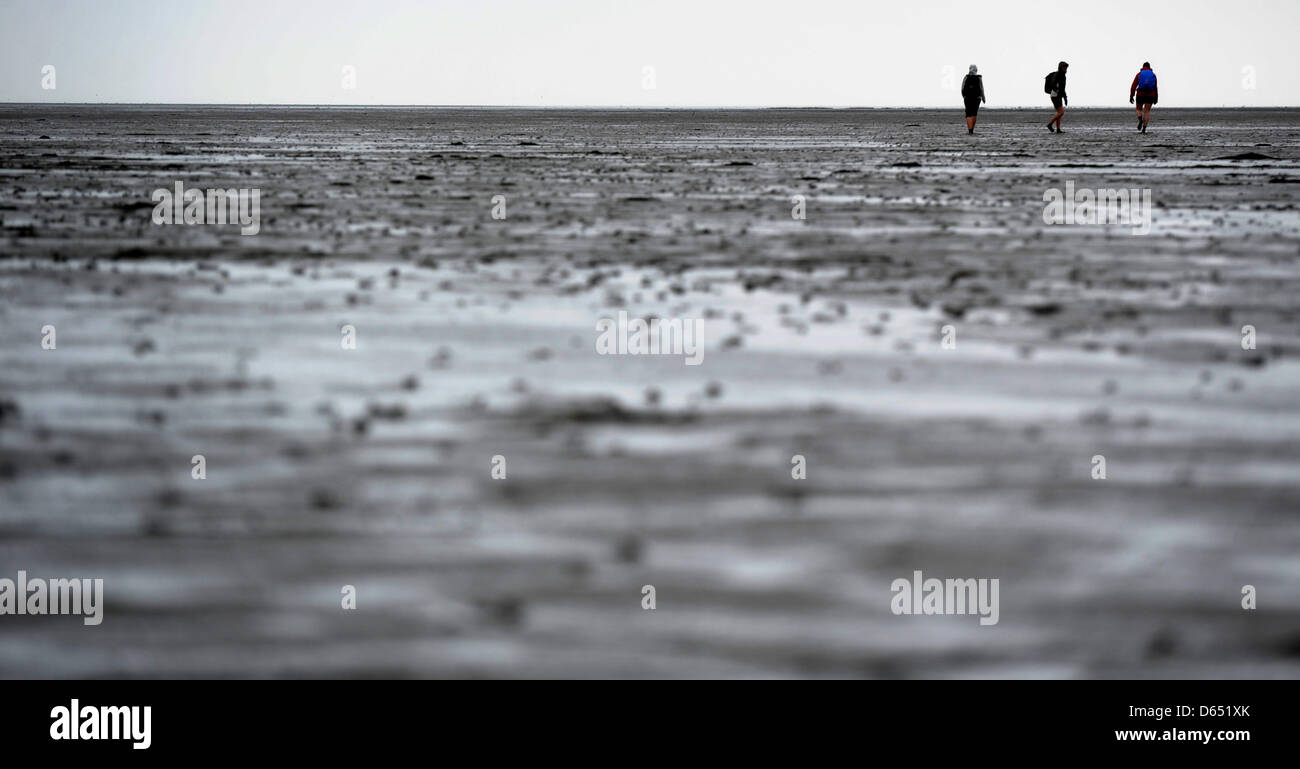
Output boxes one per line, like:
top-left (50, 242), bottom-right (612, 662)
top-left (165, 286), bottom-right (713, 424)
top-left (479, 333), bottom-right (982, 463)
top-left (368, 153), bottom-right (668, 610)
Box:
top-left (961, 74), bottom-right (981, 98)
top-left (1044, 72), bottom-right (1056, 94)
top-left (1137, 69), bottom-right (1156, 89)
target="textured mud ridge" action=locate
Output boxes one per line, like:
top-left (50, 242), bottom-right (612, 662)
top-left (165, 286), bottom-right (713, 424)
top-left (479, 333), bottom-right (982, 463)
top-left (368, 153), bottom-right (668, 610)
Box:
top-left (1, 106), bottom-right (1299, 678)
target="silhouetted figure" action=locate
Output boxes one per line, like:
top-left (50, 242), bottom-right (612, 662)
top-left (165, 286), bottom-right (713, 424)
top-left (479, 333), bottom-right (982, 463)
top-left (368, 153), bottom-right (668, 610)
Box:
top-left (961, 65), bottom-right (986, 134)
top-left (1130, 62), bottom-right (1158, 133)
top-left (1046, 61), bottom-right (1068, 133)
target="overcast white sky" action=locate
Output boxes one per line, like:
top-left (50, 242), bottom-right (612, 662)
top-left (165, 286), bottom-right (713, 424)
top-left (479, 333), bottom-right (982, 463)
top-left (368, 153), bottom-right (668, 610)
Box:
top-left (2, 0), bottom-right (1297, 107)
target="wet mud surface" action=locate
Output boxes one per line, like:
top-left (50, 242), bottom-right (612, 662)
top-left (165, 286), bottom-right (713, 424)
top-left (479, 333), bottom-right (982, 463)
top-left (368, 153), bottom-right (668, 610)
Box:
top-left (1, 106), bottom-right (1299, 677)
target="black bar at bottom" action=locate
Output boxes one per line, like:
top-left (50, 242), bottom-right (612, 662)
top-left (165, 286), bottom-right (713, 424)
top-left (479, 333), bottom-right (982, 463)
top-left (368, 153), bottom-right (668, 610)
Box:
top-left (0, 680), bottom-right (1285, 756)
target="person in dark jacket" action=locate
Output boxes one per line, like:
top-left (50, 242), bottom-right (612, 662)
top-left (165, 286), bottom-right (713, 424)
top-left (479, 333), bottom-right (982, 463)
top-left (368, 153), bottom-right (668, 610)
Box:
top-left (1047, 61), bottom-right (1068, 133)
top-left (961, 65), bottom-right (986, 134)
top-left (1130, 62), bottom-right (1158, 132)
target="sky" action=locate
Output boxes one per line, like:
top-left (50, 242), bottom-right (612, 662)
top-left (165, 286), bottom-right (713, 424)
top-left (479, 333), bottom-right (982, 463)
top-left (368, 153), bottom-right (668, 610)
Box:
top-left (1, 0), bottom-right (1297, 107)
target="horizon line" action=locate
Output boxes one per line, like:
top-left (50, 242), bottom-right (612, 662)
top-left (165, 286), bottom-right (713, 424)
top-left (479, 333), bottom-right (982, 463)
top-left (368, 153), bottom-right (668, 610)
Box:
top-left (3, 102), bottom-right (1299, 110)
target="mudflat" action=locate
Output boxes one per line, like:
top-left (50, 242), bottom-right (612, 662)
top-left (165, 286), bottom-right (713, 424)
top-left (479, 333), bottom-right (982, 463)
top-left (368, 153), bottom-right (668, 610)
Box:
top-left (1, 106), bottom-right (1298, 678)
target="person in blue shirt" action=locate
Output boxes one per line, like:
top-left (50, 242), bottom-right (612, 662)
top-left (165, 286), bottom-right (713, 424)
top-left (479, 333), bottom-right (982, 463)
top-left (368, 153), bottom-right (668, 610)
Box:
top-left (1130, 62), bottom-right (1158, 133)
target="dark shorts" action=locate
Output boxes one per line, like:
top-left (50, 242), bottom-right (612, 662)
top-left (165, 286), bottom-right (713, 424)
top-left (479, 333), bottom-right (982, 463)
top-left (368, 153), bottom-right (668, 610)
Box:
top-left (1135, 88), bottom-right (1155, 105)
top-left (1051, 96), bottom-right (1064, 109)
top-left (964, 97), bottom-right (980, 117)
